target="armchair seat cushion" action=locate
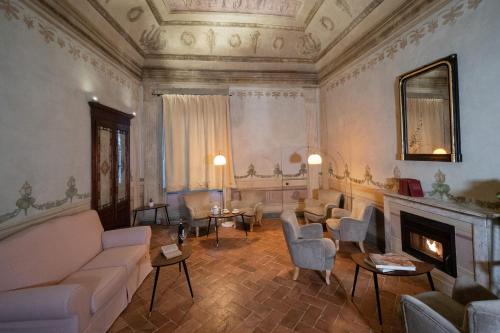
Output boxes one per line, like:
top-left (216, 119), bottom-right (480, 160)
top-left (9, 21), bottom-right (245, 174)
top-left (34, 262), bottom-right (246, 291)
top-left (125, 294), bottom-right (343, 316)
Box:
top-left (415, 291), bottom-right (465, 329)
top-left (304, 206), bottom-right (325, 217)
top-left (82, 245), bottom-right (147, 275)
top-left (61, 266), bottom-right (127, 314)
top-left (325, 218), bottom-right (341, 239)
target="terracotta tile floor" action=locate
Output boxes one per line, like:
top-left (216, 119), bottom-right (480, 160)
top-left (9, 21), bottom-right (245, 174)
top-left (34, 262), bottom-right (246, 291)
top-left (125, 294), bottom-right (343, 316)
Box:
top-left (110, 218), bottom-right (431, 333)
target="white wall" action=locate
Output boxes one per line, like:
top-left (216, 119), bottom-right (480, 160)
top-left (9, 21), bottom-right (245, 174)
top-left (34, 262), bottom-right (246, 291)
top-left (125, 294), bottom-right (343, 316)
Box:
top-left (320, 0), bottom-right (500, 244)
top-left (0, 2), bottom-right (141, 238)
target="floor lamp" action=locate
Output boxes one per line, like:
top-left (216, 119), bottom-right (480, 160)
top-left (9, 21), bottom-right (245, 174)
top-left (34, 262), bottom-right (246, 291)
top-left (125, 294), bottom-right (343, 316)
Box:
top-left (213, 153), bottom-right (233, 227)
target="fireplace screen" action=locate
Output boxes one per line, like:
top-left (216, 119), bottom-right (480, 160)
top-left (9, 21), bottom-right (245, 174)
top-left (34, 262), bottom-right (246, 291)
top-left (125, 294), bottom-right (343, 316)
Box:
top-left (401, 211), bottom-right (457, 277)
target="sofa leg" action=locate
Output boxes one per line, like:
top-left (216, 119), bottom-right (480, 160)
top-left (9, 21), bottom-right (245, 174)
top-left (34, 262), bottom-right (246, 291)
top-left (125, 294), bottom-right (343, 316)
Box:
top-left (358, 241), bottom-right (365, 253)
top-left (293, 267), bottom-right (300, 280)
top-left (325, 270), bottom-right (331, 285)
top-left (335, 240), bottom-right (340, 251)
top-left (195, 227), bottom-right (199, 237)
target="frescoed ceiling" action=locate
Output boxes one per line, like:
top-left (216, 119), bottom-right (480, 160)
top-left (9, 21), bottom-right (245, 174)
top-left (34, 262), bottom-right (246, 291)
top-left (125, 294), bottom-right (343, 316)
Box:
top-left (60, 0), bottom-right (440, 74)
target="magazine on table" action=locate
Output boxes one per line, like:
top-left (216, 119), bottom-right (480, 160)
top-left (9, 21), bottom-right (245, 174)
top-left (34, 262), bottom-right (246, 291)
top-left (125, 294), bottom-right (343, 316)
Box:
top-left (161, 244), bottom-right (182, 259)
top-left (366, 253), bottom-right (416, 271)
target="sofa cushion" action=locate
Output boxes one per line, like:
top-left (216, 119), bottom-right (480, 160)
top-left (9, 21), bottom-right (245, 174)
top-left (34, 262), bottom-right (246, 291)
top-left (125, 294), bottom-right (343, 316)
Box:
top-left (415, 291), bottom-right (466, 329)
top-left (61, 266), bottom-right (127, 314)
top-left (81, 245), bottom-right (147, 274)
top-left (0, 210), bottom-right (103, 292)
top-left (304, 206), bottom-right (325, 217)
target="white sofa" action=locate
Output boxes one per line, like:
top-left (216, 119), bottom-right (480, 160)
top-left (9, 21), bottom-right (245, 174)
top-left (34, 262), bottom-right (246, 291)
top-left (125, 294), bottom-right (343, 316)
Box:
top-left (0, 210), bottom-right (152, 333)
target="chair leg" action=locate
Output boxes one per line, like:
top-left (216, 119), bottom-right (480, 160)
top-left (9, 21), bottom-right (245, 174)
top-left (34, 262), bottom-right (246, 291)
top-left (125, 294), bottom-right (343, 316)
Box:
top-left (293, 267), bottom-right (300, 280)
top-left (358, 241), bottom-right (365, 253)
top-left (195, 227), bottom-right (199, 238)
top-left (335, 240), bottom-right (340, 251)
top-left (325, 270), bottom-right (331, 285)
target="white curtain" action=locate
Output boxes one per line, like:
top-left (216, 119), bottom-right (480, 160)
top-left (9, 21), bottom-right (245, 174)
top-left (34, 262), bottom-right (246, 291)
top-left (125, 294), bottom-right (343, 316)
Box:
top-left (162, 95), bottom-right (235, 192)
top-left (407, 97), bottom-right (450, 154)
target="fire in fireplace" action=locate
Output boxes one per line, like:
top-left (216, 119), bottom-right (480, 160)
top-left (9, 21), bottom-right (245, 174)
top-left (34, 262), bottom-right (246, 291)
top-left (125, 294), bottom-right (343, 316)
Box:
top-left (401, 211), bottom-right (457, 277)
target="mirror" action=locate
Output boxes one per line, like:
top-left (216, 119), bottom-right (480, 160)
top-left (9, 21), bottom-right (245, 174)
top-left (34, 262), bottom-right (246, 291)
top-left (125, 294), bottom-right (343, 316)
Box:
top-left (399, 54), bottom-right (461, 162)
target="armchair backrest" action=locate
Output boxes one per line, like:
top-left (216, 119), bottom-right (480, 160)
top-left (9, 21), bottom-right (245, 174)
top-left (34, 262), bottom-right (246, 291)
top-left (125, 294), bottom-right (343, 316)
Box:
top-left (351, 198), bottom-right (375, 222)
top-left (280, 210), bottom-right (301, 241)
top-left (240, 190), bottom-right (265, 204)
top-left (184, 191), bottom-right (211, 210)
top-left (318, 189), bottom-right (342, 207)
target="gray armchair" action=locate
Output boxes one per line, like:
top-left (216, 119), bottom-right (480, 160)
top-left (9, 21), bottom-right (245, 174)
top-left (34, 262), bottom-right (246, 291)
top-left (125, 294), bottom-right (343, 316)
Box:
top-left (401, 276), bottom-right (500, 333)
top-left (303, 189), bottom-right (343, 224)
top-left (280, 210), bottom-right (336, 285)
top-left (325, 198), bottom-right (375, 252)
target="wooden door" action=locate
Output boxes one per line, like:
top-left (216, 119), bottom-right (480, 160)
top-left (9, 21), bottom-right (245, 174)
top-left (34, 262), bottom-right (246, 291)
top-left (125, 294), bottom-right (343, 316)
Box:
top-left (90, 102), bottom-right (134, 230)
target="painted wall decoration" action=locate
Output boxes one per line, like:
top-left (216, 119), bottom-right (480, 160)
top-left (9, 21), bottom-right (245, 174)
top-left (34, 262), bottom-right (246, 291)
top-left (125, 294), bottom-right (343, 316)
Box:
top-left (0, 177), bottom-right (90, 223)
top-left (272, 36), bottom-right (285, 51)
top-left (139, 25), bottom-right (167, 51)
top-left (249, 30), bottom-right (261, 54)
top-left (0, 0), bottom-right (134, 89)
top-left (324, 0), bottom-right (482, 91)
top-left (126, 6), bottom-right (144, 22)
top-left (235, 163), bottom-right (307, 180)
top-left (180, 31), bottom-right (196, 46)
top-left (320, 16), bottom-right (334, 31)
top-left (205, 28), bottom-right (216, 54)
top-left (228, 33), bottom-right (241, 48)
top-left (335, 0), bottom-right (352, 17)
top-left (296, 33), bottom-right (321, 57)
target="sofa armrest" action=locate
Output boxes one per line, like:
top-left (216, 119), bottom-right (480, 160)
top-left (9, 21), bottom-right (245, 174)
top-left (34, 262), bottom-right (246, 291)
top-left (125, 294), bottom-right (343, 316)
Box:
top-left (400, 295), bottom-right (461, 333)
top-left (452, 276), bottom-right (497, 306)
top-left (466, 300), bottom-right (500, 333)
top-left (339, 217), bottom-right (369, 242)
top-left (102, 226), bottom-right (151, 249)
top-left (0, 284), bottom-right (90, 322)
top-left (331, 208), bottom-right (350, 218)
top-left (300, 223), bottom-right (323, 239)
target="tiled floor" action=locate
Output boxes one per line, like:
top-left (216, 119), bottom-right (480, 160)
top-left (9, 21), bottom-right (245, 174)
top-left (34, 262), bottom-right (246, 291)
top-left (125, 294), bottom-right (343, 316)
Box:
top-left (110, 218), bottom-right (430, 333)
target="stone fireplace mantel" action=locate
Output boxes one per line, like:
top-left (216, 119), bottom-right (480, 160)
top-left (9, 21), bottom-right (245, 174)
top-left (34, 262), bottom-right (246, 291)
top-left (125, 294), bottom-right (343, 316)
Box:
top-left (383, 191), bottom-right (500, 295)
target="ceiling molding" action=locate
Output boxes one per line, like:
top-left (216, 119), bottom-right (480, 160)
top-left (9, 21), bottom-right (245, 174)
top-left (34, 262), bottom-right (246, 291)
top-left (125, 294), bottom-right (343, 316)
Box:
top-left (318, 0), bottom-right (448, 82)
top-left (86, 0), bottom-right (145, 56)
top-left (28, 0), bottom-right (143, 79)
top-left (143, 68), bottom-right (319, 85)
top-left (145, 54), bottom-right (313, 64)
top-left (304, 0), bottom-right (325, 29)
top-left (313, 0), bottom-right (385, 62)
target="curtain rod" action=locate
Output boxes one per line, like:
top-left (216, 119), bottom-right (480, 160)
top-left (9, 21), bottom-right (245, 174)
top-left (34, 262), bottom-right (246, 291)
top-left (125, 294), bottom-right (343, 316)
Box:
top-left (152, 93), bottom-right (233, 96)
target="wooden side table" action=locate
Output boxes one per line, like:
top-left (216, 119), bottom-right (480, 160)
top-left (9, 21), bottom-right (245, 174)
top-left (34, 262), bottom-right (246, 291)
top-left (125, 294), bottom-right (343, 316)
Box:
top-left (133, 203), bottom-right (170, 226)
top-left (350, 253), bottom-right (435, 326)
top-left (207, 211), bottom-right (246, 247)
top-left (149, 243), bottom-right (193, 316)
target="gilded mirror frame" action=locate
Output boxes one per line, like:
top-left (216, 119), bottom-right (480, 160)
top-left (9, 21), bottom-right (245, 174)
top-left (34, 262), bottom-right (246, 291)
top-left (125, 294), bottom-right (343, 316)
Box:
top-left (399, 54), bottom-right (462, 162)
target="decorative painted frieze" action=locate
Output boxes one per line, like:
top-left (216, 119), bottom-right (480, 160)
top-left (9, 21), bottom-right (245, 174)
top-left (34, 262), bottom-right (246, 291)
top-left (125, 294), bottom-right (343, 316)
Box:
top-left (235, 163), bottom-right (307, 180)
top-left (0, 0), bottom-right (135, 90)
top-left (324, 0), bottom-right (482, 91)
top-left (0, 177), bottom-right (90, 223)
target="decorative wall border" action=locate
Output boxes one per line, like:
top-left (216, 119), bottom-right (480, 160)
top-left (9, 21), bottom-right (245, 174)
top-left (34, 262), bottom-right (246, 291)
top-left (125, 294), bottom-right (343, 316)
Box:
top-left (231, 89), bottom-right (304, 99)
top-left (0, 176), bottom-right (90, 223)
top-left (235, 163), bottom-right (307, 180)
top-left (322, 0), bottom-right (482, 91)
top-left (0, 0), bottom-right (135, 90)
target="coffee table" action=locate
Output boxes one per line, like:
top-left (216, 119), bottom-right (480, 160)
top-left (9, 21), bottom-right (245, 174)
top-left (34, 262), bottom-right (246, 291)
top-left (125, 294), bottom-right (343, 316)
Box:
top-left (351, 253), bottom-right (435, 326)
top-left (207, 211), bottom-right (246, 247)
top-left (133, 203), bottom-right (170, 226)
top-left (149, 243), bottom-right (193, 315)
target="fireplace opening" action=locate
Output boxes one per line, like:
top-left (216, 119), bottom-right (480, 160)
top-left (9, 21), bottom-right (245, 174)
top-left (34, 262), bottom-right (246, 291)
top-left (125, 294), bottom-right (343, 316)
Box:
top-left (401, 211), bottom-right (457, 277)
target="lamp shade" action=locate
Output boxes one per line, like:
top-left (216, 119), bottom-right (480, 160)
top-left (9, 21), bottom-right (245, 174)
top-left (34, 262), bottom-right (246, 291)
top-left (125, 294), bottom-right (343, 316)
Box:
top-left (213, 154), bottom-right (227, 166)
top-left (433, 148), bottom-right (447, 154)
top-left (307, 153), bottom-right (322, 165)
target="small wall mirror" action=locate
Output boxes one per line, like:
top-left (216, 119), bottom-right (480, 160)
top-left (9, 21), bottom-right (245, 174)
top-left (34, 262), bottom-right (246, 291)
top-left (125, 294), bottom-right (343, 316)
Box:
top-left (399, 54), bottom-right (461, 162)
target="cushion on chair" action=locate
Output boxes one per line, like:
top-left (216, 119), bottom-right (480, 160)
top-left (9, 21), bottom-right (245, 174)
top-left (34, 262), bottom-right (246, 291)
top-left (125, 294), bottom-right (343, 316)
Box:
top-left (81, 245), bottom-right (147, 274)
top-left (415, 291), bottom-right (466, 330)
top-left (304, 206), bottom-right (325, 217)
top-left (325, 218), bottom-right (340, 239)
top-left (61, 266), bottom-right (127, 314)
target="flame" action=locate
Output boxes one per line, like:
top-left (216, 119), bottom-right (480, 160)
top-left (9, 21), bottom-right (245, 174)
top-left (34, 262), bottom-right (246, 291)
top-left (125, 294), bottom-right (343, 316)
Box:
top-left (426, 239), bottom-right (441, 256)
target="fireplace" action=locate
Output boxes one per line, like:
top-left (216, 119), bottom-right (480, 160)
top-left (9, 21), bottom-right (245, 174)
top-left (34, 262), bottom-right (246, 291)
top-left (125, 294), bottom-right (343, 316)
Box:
top-left (400, 211), bottom-right (457, 277)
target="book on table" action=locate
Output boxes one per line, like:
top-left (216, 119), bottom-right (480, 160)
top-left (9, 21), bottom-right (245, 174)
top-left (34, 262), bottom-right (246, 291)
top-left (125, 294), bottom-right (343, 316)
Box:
top-left (161, 244), bottom-right (182, 259)
top-left (367, 253), bottom-right (416, 272)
